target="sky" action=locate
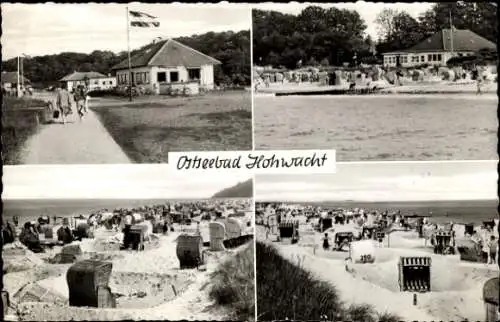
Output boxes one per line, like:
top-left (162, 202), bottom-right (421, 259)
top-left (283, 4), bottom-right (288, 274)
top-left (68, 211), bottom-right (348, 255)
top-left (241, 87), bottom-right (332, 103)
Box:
top-left (2, 165), bottom-right (252, 200)
top-left (1, 2), bottom-right (251, 59)
top-left (254, 2), bottom-right (434, 39)
top-left (256, 161), bottom-right (498, 202)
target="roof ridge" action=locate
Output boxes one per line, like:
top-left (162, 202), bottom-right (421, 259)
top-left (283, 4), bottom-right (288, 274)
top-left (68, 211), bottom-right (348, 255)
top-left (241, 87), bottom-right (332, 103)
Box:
top-left (147, 39), bottom-right (171, 66)
top-left (170, 39), bottom-right (221, 64)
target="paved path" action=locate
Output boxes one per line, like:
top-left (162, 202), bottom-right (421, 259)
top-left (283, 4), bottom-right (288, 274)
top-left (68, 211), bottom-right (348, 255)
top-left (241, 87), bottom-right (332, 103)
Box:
top-left (21, 104), bottom-right (131, 164)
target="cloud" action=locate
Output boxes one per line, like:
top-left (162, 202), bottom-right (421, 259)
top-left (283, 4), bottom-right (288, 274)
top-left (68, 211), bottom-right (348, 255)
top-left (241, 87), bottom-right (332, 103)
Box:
top-left (256, 162), bottom-right (498, 202)
top-left (1, 3), bottom-right (250, 59)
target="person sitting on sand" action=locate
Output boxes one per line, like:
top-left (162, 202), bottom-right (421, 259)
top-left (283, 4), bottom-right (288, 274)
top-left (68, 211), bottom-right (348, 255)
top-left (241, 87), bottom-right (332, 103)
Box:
top-left (20, 222), bottom-right (43, 253)
top-left (488, 236), bottom-right (497, 264)
top-left (57, 218), bottom-right (74, 245)
top-left (323, 233), bottom-right (330, 250)
top-left (2, 220), bottom-right (16, 244)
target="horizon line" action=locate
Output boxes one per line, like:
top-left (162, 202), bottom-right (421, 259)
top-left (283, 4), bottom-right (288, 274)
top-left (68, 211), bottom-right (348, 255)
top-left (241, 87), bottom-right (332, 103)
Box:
top-left (256, 198), bottom-right (499, 203)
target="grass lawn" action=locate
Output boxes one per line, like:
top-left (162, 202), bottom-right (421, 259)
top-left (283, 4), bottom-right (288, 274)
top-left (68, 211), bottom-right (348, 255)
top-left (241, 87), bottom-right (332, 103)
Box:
top-left (92, 91), bottom-right (252, 163)
top-left (209, 242), bottom-right (255, 322)
top-left (256, 241), bottom-right (401, 322)
top-left (2, 96), bottom-right (47, 165)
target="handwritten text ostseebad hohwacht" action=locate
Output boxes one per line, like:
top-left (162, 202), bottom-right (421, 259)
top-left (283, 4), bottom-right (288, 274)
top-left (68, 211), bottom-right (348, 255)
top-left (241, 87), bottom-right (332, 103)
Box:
top-left (169, 150), bottom-right (336, 174)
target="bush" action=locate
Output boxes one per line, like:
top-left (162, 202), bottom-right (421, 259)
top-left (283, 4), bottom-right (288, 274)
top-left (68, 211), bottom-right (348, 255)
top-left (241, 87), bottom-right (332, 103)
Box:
top-left (87, 89), bottom-right (116, 97)
top-left (209, 242), bottom-right (255, 321)
top-left (256, 242), bottom-right (402, 322)
top-left (2, 96), bottom-right (48, 164)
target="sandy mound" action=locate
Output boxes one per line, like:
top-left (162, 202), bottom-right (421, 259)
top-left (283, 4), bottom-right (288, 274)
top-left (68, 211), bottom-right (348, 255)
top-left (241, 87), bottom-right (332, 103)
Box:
top-left (110, 271), bottom-right (192, 308)
top-left (35, 271), bottom-right (194, 309)
top-left (4, 264), bottom-right (69, 297)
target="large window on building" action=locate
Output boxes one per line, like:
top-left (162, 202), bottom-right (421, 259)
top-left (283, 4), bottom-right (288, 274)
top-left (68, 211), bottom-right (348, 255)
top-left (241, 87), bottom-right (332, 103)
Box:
top-left (157, 72), bottom-right (166, 83)
top-left (170, 71), bottom-right (179, 83)
top-left (188, 68), bottom-right (201, 81)
top-left (437, 54), bottom-right (442, 61)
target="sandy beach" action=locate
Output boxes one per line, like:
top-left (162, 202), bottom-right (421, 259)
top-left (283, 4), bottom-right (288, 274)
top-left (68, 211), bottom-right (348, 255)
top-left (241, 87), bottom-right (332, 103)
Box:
top-left (255, 214), bottom-right (498, 321)
top-left (3, 207), bottom-right (255, 321)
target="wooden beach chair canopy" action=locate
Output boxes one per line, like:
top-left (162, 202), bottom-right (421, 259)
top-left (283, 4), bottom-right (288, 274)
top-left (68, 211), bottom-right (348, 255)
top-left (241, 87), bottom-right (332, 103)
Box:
top-left (483, 277), bottom-right (499, 305)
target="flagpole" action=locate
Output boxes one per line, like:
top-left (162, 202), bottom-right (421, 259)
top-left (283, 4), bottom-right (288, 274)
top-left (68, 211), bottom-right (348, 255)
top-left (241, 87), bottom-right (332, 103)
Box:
top-left (449, 9), bottom-right (454, 57)
top-left (21, 56), bottom-right (24, 90)
top-left (17, 56), bottom-right (20, 97)
top-left (126, 5), bottom-right (133, 102)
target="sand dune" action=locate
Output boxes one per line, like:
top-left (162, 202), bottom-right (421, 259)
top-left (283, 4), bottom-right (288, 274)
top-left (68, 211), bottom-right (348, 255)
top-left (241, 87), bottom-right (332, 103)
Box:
top-left (257, 223), bottom-right (498, 321)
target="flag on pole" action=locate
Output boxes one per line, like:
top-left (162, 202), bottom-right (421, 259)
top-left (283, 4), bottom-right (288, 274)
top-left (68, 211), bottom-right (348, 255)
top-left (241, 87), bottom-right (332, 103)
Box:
top-left (129, 10), bottom-right (160, 27)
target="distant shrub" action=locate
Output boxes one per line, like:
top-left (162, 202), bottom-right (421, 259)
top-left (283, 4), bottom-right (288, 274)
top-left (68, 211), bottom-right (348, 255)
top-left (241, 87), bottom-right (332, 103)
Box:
top-left (87, 89), bottom-right (116, 97)
top-left (2, 96), bottom-right (48, 164)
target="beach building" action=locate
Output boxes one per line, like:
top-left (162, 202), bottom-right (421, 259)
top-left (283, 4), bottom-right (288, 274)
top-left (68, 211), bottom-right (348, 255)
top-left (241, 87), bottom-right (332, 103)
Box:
top-left (59, 71), bottom-right (116, 92)
top-left (111, 38), bottom-right (221, 94)
top-left (1, 71), bottom-right (30, 93)
top-left (382, 29), bottom-right (496, 68)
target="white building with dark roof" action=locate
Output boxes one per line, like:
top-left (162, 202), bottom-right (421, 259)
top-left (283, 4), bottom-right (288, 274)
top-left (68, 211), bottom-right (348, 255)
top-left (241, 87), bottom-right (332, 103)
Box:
top-left (59, 71), bottom-right (116, 92)
top-left (383, 29), bottom-right (497, 68)
top-left (111, 38), bottom-right (221, 93)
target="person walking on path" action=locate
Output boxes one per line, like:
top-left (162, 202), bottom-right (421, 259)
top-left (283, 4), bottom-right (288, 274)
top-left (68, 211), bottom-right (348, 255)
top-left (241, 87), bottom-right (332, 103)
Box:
top-left (74, 85), bottom-right (87, 120)
top-left (56, 84), bottom-right (73, 124)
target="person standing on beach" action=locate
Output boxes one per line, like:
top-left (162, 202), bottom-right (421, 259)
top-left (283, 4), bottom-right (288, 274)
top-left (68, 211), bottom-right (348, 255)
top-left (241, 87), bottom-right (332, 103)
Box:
top-left (323, 233), bottom-right (330, 250)
top-left (56, 84), bottom-right (73, 124)
top-left (488, 236), bottom-right (497, 264)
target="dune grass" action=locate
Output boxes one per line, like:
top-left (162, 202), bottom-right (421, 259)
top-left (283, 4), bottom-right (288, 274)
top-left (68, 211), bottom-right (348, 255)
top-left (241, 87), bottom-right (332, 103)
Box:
top-left (92, 91), bottom-right (252, 163)
top-left (209, 242), bottom-right (255, 322)
top-left (2, 96), bottom-right (47, 165)
top-left (256, 241), bottom-right (402, 322)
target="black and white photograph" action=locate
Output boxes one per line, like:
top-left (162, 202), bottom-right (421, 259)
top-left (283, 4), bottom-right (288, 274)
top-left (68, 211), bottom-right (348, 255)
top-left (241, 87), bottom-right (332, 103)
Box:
top-left (2, 3), bottom-right (252, 165)
top-left (255, 161), bottom-right (499, 322)
top-left (252, 2), bottom-right (498, 161)
top-left (2, 165), bottom-right (254, 321)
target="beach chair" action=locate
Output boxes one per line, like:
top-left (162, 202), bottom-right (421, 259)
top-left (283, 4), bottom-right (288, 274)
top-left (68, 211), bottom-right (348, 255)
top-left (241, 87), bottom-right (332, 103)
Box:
top-left (398, 257), bottom-right (431, 292)
top-left (66, 260), bottom-right (114, 308)
top-left (74, 223), bottom-right (91, 241)
top-left (433, 231), bottom-right (455, 255)
top-left (2, 290), bottom-right (9, 317)
top-left (318, 218), bottom-right (333, 232)
top-left (129, 225), bottom-right (147, 251)
top-left (362, 227), bottom-right (375, 239)
top-left (374, 231), bottom-right (386, 243)
top-left (457, 239), bottom-right (485, 263)
top-left (334, 232), bottom-right (354, 251)
top-left (209, 222), bottom-right (226, 251)
top-left (483, 277), bottom-right (499, 322)
top-left (278, 221), bottom-right (299, 243)
top-left (349, 240), bottom-right (376, 263)
top-left (176, 234), bottom-right (205, 269)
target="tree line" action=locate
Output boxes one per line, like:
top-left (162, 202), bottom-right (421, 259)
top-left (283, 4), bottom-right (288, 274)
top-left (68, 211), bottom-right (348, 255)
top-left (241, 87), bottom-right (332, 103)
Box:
top-left (2, 30), bottom-right (250, 87)
top-left (253, 2), bottom-right (498, 69)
